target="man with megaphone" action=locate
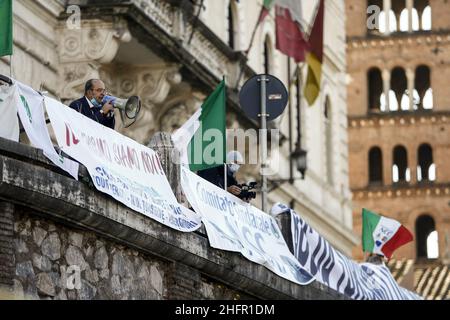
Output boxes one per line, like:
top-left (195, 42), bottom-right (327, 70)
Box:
top-left (69, 79), bottom-right (116, 129)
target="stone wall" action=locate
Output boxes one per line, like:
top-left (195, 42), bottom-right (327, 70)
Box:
top-left (10, 207), bottom-right (249, 300)
top-left (0, 138), bottom-right (345, 300)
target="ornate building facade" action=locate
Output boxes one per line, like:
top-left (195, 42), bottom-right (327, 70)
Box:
top-left (0, 0), bottom-right (357, 255)
top-left (346, 0), bottom-right (450, 263)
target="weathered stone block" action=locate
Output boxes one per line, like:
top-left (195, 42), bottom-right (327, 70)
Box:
top-left (41, 233), bottom-right (61, 261)
top-left (32, 254), bottom-right (52, 272)
top-left (32, 227), bottom-right (47, 247)
top-left (65, 245), bottom-right (87, 271)
top-left (36, 273), bottom-right (56, 297)
top-left (94, 246), bottom-right (108, 270)
top-left (16, 261), bottom-right (35, 280)
top-left (68, 232), bottom-right (83, 248)
top-left (79, 280), bottom-right (97, 300)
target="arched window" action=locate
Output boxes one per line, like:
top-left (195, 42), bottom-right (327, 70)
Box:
top-left (368, 68), bottom-right (383, 112)
top-left (415, 65), bottom-right (432, 110)
top-left (416, 215), bottom-right (438, 259)
top-left (367, 0), bottom-right (383, 33)
top-left (369, 147), bottom-right (383, 184)
top-left (399, 8), bottom-right (409, 32)
top-left (227, 0), bottom-right (238, 50)
top-left (388, 10), bottom-right (398, 32)
top-left (414, 0), bottom-right (430, 30)
top-left (391, 0), bottom-right (404, 32)
top-left (390, 67), bottom-right (407, 111)
top-left (263, 35), bottom-right (273, 74)
top-left (324, 97), bottom-right (333, 185)
top-left (422, 5), bottom-right (432, 31)
top-left (393, 145), bottom-right (409, 183)
top-left (417, 143), bottom-right (435, 182)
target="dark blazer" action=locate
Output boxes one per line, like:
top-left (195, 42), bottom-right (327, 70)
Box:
top-left (68, 97), bottom-right (115, 130)
top-left (197, 165), bottom-right (238, 189)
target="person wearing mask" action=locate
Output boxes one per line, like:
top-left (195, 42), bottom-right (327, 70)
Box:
top-left (197, 150), bottom-right (244, 197)
top-left (69, 79), bottom-right (115, 129)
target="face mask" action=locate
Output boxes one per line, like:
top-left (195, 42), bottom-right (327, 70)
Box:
top-left (229, 164), bottom-right (240, 173)
top-left (90, 98), bottom-right (101, 108)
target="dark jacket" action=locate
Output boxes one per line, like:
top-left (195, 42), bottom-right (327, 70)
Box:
top-left (69, 97), bottom-right (115, 129)
top-left (197, 165), bottom-right (238, 189)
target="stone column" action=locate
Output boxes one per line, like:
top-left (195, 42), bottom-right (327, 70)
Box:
top-left (406, 67), bottom-right (415, 110)
top-left (406, 0), bottom-right (414, 32)
top-left (407, 143), bottom-right (417, 184)
top-left (383, 145), bottom-right (393, 185)
top-left (0, 202), bottom-right (15, 293)
top-left (384, 0), bottom-right (392, 35)
top-left (382, 69), bottom-right (391, 111)
top-left (148, 132), bottom-right (182, 203)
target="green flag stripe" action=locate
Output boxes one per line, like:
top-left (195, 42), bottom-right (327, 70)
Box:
top-left (188, 80), bottom-right (226, 172)
top-left (263, 0), bottom-right (276, 10)
top-left (362, 208), bottom-right (381, 253)
top-left (0, 0), bottom-right (13, 57)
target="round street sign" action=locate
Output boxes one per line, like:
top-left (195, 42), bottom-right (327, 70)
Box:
top-left (239, 74), bottom-right (288, 122)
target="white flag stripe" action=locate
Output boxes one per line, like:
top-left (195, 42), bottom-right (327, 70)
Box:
top-left (372, 216), bottom-right (401, 255)
top-left (171, 108), bottom-right (201, 167)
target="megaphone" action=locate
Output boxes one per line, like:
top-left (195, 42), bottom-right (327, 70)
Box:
top-left (102, 95), bottom-right (141, 128)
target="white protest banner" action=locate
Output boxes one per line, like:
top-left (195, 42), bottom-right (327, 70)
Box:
top-left (15, 82), bottom-right (79, 180)
top-left (0, 82), bottom-right (19, 141)
top-left (270, 203), bottom-right (422, 300)
top-left (180, 166), bottom-right (314, 285)
top-left (45, 96), bottom-right (201, 233)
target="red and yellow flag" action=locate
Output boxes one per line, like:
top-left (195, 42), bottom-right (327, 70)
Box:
top-left (304, 0), bottom-right (324, 106)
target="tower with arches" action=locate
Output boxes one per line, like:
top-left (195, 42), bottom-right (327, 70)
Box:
top-left (346, 0), bottom-right (450, 266)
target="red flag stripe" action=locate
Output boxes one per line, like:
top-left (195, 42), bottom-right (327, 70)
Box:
top-left (275, 7), bottom-right (309, 63)
top-left (308, 0), bottom-right (324, 62)
top-left (381, 225), bottom-right (414, 259)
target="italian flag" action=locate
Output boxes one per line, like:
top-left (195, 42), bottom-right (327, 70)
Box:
top-left (362, 208), bottom-right (413, 259)
top-left (259, 0), bottom-right (275, 22)
top-left (172, 80), bottom-right (226, 172)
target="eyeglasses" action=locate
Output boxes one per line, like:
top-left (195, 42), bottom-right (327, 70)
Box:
top-left (93, 88), bottom-right (106, 93)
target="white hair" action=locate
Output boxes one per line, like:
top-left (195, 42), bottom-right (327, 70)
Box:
top-left (226, 150), bottom-right (244, 164)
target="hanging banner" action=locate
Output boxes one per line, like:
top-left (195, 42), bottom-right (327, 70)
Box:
top-left (180, 166), bottom-right (314, 285)
top-left (271, 203), bottom-right (422, 300)
top-left (45, 96), bottom-right (201, 233)
top-left (15, 82), bottom-right (79, 180)
top-left (0, 82), bottom-right (19, 141)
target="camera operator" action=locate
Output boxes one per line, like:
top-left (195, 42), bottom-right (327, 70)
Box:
top-left (198, 151), bottom-right (253, 201)
top-left (69, 79), bottom-right (115, 129)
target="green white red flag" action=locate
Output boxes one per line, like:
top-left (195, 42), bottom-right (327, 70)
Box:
top-left (362, 208), bottom-right (414, 259)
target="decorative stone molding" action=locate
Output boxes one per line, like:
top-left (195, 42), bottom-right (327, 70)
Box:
top-left (349, 33), bottom-right (450, 48)
top-left (353, 184), bottom-right (450, 200)
top-left (134, 0), bottom-right (229, 80)
top-left (349, 112), bottom-right (450, 129)
top-left (105, 64), bottom-right (183, 144)
top-left (58, 19), bottom-right (131, 101)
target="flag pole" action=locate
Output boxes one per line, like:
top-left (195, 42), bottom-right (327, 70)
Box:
top-left (9, 55), bottom-right (12, 78)
top-left (223, 75), bottom-right (228, 191)
top-left (234, 6), bottom-right (265, 89)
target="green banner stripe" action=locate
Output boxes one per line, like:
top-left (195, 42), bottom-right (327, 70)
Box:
top-left (362, 208), bottom-right (381, 253)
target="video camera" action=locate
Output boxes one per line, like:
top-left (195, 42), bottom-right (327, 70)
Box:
top-left (237, 182), bottom-right (257, 201)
